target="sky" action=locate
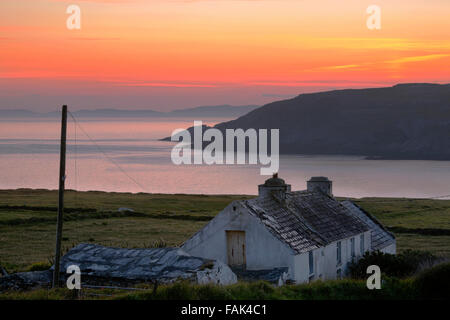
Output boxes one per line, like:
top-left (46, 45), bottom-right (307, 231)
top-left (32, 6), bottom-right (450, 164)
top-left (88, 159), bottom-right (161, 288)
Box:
top-left (0, 0), bottom-right (449, 111)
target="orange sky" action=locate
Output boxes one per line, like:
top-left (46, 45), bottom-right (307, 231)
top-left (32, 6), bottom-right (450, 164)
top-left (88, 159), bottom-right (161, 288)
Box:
top-left (1, 0), bottom-right (449, 111)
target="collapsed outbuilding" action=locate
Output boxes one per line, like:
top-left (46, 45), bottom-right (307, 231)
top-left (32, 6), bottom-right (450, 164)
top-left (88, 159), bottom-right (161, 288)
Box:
top-left (0, 244), bottom-right (237, 291)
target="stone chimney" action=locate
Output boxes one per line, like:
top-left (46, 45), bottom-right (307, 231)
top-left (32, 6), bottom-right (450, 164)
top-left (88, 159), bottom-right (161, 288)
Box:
top-left (258, 173), bottom-right (291, 198)
top-left (307, 176), bottom-right (332, 196)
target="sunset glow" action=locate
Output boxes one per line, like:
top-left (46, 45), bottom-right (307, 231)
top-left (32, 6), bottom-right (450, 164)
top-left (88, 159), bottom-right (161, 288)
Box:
top-left (1, 0), bottom-right (449, 110)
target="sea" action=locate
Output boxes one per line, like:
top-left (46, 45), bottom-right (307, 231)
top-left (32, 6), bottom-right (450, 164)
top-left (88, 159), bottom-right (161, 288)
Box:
top-left (0, 117), bottom-right (449, 199)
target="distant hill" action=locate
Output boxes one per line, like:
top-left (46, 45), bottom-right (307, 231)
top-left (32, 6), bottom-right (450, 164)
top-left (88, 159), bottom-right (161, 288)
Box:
top-left (212, 83), bottom-right (450, 160)
top-left (169, 105), bottom-right (259, 118)
top-left (0, 109), bottom-right (42, 117)
top-left (0, 105), bottom-right (259, 119)
top-left (60, 108), bottom-right (163, 118)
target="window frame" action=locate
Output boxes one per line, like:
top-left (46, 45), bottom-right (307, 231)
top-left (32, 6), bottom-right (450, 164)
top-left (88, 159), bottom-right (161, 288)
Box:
top-left (350, 237), bottom-right (355, 258)
top-left (336, 241), bottom-right (342, 266)
top-left (360, 234), bottom-right (365, 255)
top-left (308, 251), bottom-right (314, 275)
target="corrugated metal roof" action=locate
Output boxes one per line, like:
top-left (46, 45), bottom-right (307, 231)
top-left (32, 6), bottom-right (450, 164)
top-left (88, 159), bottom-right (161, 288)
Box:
top-left (59, 244), bottom-right (213, 282)
top-left (240, 191), bottom-right (370, 254)
top-left (341, 201), bottom-right (395, 251)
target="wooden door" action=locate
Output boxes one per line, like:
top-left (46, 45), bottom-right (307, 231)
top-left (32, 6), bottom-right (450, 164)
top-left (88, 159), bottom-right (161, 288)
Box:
top-left (226, 230), bottom-right (246, 268)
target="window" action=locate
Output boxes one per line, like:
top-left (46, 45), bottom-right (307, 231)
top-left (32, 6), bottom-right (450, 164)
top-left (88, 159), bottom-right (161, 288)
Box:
top-left (336, 241), bottom-right (342, 265)
top-left (350, 237), bottom-right (355, 258)
top-left (309, 251), bottom-right (314, 275)
top-left (360, 234), bottom-right (365, 255)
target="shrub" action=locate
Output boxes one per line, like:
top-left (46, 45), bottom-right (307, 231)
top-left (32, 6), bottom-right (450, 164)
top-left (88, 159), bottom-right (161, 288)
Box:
top-left (195, 284), bottom-right (233, 300)
top-left (414, 262), bottom-right (450, 300)
top-left (226, 281), bottom-right (277, 300)
top-left (348, 250), bottom-right (437, 279)
top-left (288, 279), bottom-right (371, 300)
top-left (121, 281), bottom-right (233, 300)
top-left (116, 279), bottom-right (417, 300)
top-left (1, 278), bottom-right (424, 300)
top-left (154, 281), bottom-right (198, 300)
top-left (400, 250), bottom-right (437, 273)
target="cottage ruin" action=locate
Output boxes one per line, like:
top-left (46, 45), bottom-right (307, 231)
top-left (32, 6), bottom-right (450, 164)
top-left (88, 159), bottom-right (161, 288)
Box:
top-left (0, 175), bottom-right (396, 290)
top-left (182, 174), bottom-right (395, 284)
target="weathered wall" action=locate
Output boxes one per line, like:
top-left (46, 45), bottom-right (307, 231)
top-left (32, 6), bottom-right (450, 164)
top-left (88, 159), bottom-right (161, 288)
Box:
top-left (196, 260), bottom-right (237, 285)
top-left (293, 230), bottom-right (372, 283)
top-left (380, 242), bottom-right (396, 255)
top-left (182, 201), bottom-right (296, 274)
top-left (182, 202), bottom-right (378, 284)
top-left (292, 251), bottom-right (310, 283)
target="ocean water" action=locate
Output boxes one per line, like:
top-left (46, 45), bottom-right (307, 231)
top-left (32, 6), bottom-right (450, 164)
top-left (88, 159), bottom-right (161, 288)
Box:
top-left (0, 118), bottom-right (449, 199)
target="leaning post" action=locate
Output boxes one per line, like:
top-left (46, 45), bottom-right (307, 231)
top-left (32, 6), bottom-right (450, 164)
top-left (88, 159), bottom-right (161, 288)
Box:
top-left (52, 105), bottom-right (68, 288)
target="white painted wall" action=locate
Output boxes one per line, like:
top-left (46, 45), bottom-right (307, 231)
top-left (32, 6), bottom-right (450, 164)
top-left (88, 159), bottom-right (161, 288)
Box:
top-left (292, 252), bottom-right (310, 283)
top-left (380, 242), bottom-right (396, 255)
top-left (292, 230), bottom-right (372, 283)
top-left (182, 201), bottom-right (296, 275)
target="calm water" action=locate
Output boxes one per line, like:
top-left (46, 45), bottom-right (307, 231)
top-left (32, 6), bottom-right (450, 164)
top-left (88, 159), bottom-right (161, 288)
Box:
top-left (1, 118), bottom-right (449, 199)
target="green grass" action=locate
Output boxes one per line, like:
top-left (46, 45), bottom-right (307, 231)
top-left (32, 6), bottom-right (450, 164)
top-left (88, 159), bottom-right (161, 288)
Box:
top-left (0, 189), bottom-right (449, 273)
top-left (351, 197), bottom-right (450, 230)
top-left (0, 189), bottom-right (251, 216)
top-left (5, 262), bottom-right (450, 300)
top-left (349, 197), bottom-right (450, 257)
top-left (0, 278), bottom-right (421, 300)
top-left (0, 216), bottom-right (208, 271)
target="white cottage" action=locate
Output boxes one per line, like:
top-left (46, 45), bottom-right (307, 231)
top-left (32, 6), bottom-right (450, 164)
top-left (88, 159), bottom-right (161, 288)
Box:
top-left (182, 174), bottom-right (395, 284)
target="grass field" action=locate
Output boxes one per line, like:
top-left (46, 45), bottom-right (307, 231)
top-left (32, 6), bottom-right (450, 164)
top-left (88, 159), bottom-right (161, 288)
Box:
top-left (2, 263), bottom-right (449, 300)
top-left (0, 278), bottom-right (419, 300)
top-left (0, 189), bottom-right (449, 272)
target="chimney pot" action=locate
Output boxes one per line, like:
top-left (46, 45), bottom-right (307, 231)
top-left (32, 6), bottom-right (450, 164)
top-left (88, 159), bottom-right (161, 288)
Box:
top-left (307, 176), bottom-right (333, 196)
top-left (258, 173), bottom-right (291, 198)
